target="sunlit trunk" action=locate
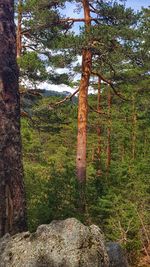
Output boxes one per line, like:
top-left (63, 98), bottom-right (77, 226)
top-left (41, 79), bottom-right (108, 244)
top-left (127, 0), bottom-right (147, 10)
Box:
top-left (97, 77), bottom-right (102, 176)
top-left (17, 0), bottom-right (23, 58)
top-left (97, 77), bottom-right (101, 159)
top-left (76, 0), bottom-right (92, 212)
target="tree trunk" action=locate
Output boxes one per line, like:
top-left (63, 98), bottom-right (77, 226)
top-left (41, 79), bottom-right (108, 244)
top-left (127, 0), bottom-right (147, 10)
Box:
top-left (0, 0), bottom-right (27, 237)
top-left (17, 0), bottom-right (23, 58)
top-left (97, 78), bottom-right (101, 158)
top-left (106, 85), bottom-right (111, 174)
top-left (97, 77), bottom-right (102, 176)
top-left (76, 0), bottom-right (92, 212)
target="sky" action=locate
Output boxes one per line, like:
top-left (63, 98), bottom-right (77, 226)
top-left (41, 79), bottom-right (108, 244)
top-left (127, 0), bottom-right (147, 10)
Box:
top-left (126, 0), bottom-right (149, 10)
top-left (63, 0), bottom-right (150, 19)
top-left (40, 0), bottom-right (149, 93)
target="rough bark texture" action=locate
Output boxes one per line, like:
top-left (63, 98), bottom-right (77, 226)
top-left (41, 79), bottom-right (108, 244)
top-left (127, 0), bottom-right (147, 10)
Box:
top-left (76, 49), bottom-right (91, 182)
top-left (0, 218), bottom-right (109, 267)
top-left (0, 0), bottom-right (27, 237)
top-left (76, 0), bottom-right (92, 212)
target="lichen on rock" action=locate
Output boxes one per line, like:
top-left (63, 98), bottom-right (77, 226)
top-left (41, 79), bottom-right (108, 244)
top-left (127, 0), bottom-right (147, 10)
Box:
top-left (0, 218), bottom-right (109, 267)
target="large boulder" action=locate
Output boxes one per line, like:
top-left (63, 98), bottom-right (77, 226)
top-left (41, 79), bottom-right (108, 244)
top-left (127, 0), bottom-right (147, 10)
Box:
top-left (0, 218), bottom-right (109, 267)
top-left (107, 242), bottom-right (129, 267)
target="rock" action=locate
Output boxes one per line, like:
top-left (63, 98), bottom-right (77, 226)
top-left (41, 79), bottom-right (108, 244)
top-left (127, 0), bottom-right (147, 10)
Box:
top-left (106, 242), bottom-right (129, 267)
top-left (0, 218), bottom-right (109, 267)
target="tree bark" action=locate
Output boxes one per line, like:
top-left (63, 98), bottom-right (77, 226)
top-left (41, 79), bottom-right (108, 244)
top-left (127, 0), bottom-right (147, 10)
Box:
top-left (97, 78), bottom-right (101, 158)
top-left (96, 77), bottom-right (102, 176)
top-left (76, 0), bottom-right (92, 212)
top-left (0, 0), bottom-right (27, 237)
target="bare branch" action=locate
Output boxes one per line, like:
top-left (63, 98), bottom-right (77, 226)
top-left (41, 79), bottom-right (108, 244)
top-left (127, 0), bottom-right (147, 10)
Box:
top-left (60, 17), bottom-right (98, 24)
top-left (92, 71), bottom-right (130, 101)
top-left (20, 89), bottom-right (42, 97)
top-left (137, 210), bottom-right (150, 245)
top-left (49, 88), bottom-right (79, 109)
top-left (89, 104), bottom-right (108, 116)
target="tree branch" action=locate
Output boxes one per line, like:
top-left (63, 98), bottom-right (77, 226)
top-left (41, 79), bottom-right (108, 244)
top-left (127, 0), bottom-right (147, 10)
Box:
top-left (92, 71), bottom-right (130, 101)
top-left (49, 88), bottom-right (79, 108)
top-left (89, 105), bottom-right (108, 116)
top-left (21, 16), bottom-right (99, 36)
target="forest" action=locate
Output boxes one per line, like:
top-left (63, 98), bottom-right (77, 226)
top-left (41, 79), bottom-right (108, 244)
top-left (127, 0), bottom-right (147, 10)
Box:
top-left (0, 0), bottom-right (149, 266)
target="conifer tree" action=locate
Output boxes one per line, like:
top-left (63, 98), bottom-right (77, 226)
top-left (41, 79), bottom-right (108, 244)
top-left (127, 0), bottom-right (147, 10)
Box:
top-left (0, 0), bottom-right (27, 237)
top-left (16, 0), bottom-right (71, 86)
top-left (15, 0), bottom-right (149, 224)
top-left (76, 0), bottom-right (92, 213)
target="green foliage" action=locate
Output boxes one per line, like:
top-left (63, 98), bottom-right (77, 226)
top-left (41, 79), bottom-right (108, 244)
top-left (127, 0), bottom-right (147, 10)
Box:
top-left (18, 1), bottom-right (150, 264)
top-left (18, 52), bottom-right (48, 82)
top-left (21, 88), bottom-right (150, 262)
top-left (17, 0), bottom-right (73, 86)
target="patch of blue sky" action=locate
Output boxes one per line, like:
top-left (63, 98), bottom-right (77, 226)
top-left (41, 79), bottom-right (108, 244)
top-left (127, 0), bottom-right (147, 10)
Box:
top-left (126, 0), bottom-right (149, 10)
top-left (62, 0), bottom-right (150, 34)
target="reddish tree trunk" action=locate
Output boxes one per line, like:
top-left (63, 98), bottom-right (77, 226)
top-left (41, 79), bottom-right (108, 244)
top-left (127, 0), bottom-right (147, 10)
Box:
top-left (76, 0), bottom-right (92, 212)
top-left (97, 77), bottom-right (101, 159)
top-left (96, 77), bottom-right (102, 176)
top-left (76, 51), bottom-right (92, 181)
top-left (17, 0), bottom-right (23, 58)
top-left (0, 0), bottom-right (27, 237)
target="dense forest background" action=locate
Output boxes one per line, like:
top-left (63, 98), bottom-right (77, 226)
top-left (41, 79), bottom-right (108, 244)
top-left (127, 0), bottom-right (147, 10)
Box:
top-left (14, 0), bottom-right (150, 265)
top-left (22, 88), bottom-right (150, 264)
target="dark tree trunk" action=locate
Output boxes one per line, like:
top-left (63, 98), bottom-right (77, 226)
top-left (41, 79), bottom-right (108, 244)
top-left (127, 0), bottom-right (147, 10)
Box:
top-left (0, 0), bottom-right (27, 237)
top-left (76, 0), bottom-right (92, 213)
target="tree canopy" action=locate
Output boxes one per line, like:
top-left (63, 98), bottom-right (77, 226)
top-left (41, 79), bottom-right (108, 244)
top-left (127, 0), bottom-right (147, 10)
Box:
top-left (1, 0), bottom-right (149, 265)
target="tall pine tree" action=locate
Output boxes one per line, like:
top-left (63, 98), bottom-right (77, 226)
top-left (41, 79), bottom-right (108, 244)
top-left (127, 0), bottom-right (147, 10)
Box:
top-left (0, 0), bottom-right (27, 237)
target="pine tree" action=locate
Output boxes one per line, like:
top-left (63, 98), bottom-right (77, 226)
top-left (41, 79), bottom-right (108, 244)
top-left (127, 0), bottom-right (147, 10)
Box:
top-left (16, 0), bottom-right (72, 86)
top-left (0, 0), bottom-right (27, 237)
top-left (76, 0), bottom-right (92, 214)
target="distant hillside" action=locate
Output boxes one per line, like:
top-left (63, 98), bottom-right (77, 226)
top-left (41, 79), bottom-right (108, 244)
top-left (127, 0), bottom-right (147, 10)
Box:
top-left (38, 89), bottom-right (71, 97)
top-left (21, 89), bottom-right (77, 113)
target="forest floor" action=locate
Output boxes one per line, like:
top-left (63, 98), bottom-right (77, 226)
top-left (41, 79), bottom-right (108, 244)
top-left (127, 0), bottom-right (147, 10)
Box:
top-left (137, 245), bottom-right (150, 267)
